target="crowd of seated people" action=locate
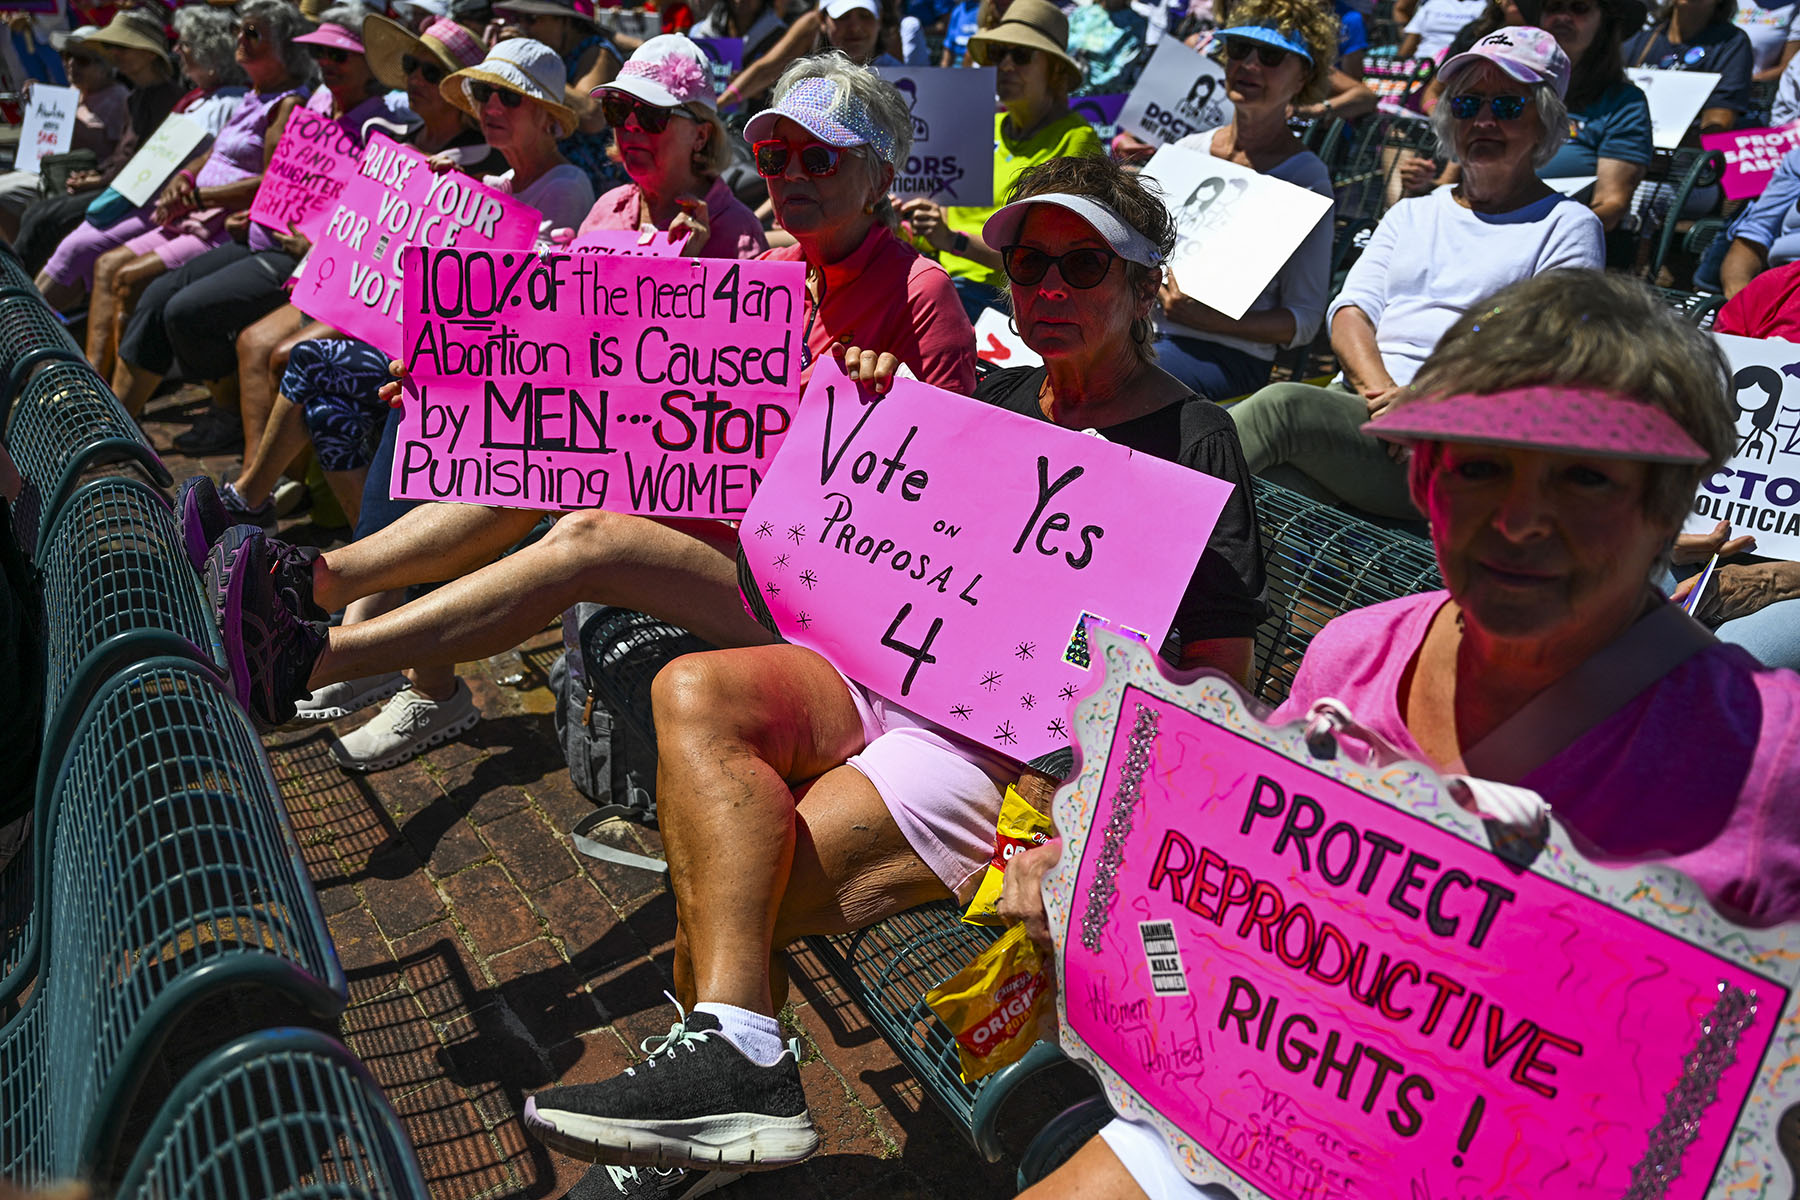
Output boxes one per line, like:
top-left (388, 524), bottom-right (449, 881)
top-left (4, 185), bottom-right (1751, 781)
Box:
top-left (2, 0), bottom-right (1796, 1195)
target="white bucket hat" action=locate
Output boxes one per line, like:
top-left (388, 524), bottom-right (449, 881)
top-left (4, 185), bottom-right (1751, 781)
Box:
top-left (441, 36), bottom-right (578, 137)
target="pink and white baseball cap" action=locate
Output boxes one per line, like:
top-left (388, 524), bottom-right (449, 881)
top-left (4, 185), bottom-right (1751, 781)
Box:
top-left (594, 34), bottom-right (717, 109)
top-left (1438, 26), bottom-right (1571, 100)
top-left (1365, 386), bottom-right (1710, 464)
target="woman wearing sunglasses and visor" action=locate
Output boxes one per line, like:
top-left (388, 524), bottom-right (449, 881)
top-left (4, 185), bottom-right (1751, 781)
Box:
top-left (578, 34), bottom-right (767, 258)
top-left (1153, 0), bottom-right (1339, 402)
top-left (441, 37), bottom-right (597, 234)
top-left (897, 0), bottom-right (1103, 322)
top-left (1224, 27), bottom-right (1603, 522)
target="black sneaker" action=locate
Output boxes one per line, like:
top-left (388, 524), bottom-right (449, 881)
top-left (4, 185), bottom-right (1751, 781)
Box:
top-left (568, 1163), bottom-right (740, 1199)
top-left (205, 524), bottom-right (328, 730)
top-left (172, 406), bottom-right (243, 456)
top-left (524, 1007), bottom-right (818, 1171)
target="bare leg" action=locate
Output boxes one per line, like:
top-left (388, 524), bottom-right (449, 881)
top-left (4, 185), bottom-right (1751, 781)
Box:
top-left (241, 308), bottom-right (311, 450)
top-left (86, 245), bottom-right (131, 374)
top-left (33, 270), bottom-right (82, 312)
top-left (341, 589), bottom-right (458, 701)
top-left (1017, 1133), bottom-right (1150, 1200)
top-left (655, 645), bottom-right (951, 1016)
top-left (307, 512), bottom-right (767, 687)
top-left (232, 393), bottom-right (312, 507)
top-left (310, 501), bottom-right (545, 613)
top-left (113, 361), bottom-right (162, 417)
top-left (322, 467), bottom-right (368, 530)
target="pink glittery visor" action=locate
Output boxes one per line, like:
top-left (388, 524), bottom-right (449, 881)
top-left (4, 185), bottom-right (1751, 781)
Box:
top-left (1364, 385), bottom-right (1711, 465)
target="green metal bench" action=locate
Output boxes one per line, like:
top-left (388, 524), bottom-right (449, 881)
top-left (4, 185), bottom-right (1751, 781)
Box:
top-left (116, 1027), bottom-right (429, 1200)
top-left (0, 288), bottom-right (85, 409)
top-left (1653, 284), bottom-right (1727, 331)
top-left (0, 657), bottom-right (346, 1186)
top-left (2, 359), bottom-right (170, 560)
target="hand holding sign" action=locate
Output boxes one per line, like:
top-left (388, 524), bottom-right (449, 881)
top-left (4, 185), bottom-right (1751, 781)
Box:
top-left (1045, 633), bottom-right (1800, 1199)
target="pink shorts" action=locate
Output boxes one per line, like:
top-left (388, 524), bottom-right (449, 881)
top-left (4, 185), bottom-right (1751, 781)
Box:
top-left (839, 675), bottom-right (1017, 895)
top-left (123, 210), bottom-right (225, 270)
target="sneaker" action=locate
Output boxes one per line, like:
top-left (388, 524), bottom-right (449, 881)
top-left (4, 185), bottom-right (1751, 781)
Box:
top-left (524, 1004), bottom-right (818, 1171)
top-left (293, 672), bottom-right (408, 723)
top-left (206, 525), bottom-right (328, 730)
top-left (568, 1164), bottom-right (740, 1199)
top-left (271, 475), bottom-right (310, 518)
top-left (177, 475), bottom-right (231, 574)
top-left (173, 407), bottom-right (243, 456)
top-left (330, 681), bottom-right (480, 771)
top-left (219, 478), bottom-right (275, 526)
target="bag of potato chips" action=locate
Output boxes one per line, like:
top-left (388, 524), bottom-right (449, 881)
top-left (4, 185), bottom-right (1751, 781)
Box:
top-left (962, 784), bottom-right (1055, 926)
top-left (926, 923), bottom-right (1056, 1083)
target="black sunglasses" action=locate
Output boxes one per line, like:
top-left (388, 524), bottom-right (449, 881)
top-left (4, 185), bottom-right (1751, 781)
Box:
top-left (1224, 39), bottom-right (1293, 66)
top-left (236, 22), bottom-right (263, 42)
top-left (1000, 245), bottom-right (1117, 289)
top-left (1448, 92), bottom-right (1529, 120)
top-left (1540, 0), bottom-right (1595, 14)
top-left (601, 92), bottom-right (692, 133)
top-left (753, 139), bottom-right (843, 178)
top-left (980, 44), bottom-right (1036, 67)
top-left (308, 45), bottom-right (353, 64)
top-left (401, 53), bottom-right (446, 84)
top-left (468, 80), bottom-right (525, 108)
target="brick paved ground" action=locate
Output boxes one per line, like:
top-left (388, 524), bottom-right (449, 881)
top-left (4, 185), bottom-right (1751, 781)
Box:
top-left (144, 384), bottom-right (1054, 1200)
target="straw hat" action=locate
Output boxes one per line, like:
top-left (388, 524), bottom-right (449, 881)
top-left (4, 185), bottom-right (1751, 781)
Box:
top-left (967, 0), bottom-right (1079, 76)
top-left (81, 9), bottom-right (173, 68)
top-left (366, 13), bottom-right (486, 89)
top-left (441, 37), bottom-right (579, 137)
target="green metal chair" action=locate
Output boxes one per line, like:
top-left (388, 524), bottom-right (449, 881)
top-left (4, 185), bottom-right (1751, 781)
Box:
top-left (0, 289), bottom-right (85, 410)
top-left (117, 1028), bottom-right (429, 1200)
top-left (1639, 148), bottom-right (1727, 283)
top-left (1652, 284), bottom-right (1728, 331)
top-left (0, 657), bottom-right (346, 1185)
top-left (2, 360), bottom-right (170, 560)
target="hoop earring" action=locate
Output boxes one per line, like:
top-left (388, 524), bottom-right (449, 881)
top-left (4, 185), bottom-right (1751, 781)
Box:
top-left (862, 199), bottom-right (878, 215)
top-left (1008, 314), bottom-right (1021, 335)
top-left (1130, 316), bottom-right (1151, 346)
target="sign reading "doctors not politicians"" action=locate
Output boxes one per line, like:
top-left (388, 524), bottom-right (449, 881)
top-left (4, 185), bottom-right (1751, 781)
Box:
top-left (1690, 333), bottom-right (1800, 560)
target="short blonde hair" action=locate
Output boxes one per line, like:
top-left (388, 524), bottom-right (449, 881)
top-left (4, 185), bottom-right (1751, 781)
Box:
top-left (1222, 0), bottom-right (1338, 105)
top-left (1404, 270), bottom-right (1737, 530)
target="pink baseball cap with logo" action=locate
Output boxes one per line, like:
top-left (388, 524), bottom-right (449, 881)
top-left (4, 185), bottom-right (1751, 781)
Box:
top-left (1365, 385), bottom-right (1710, 464)
top-left (1438, 26), bottom-right (1572, 99)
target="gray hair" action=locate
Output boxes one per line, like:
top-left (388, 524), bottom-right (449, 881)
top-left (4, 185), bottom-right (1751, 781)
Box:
top-left (1429, 73), bottom-right (1568, 170)
top-left (173, 5), bottom-right (247, 88)
top-left (770, 52), bottom-right (914, 229)
top-left (239, 0), bottom-right (321, 84)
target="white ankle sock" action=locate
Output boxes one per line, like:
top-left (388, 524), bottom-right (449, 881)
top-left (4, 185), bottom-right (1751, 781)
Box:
top-left (695, 1001), bottom-right (786, 1067)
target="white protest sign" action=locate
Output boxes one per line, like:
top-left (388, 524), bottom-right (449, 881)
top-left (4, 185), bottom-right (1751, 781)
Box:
top-left (877, 66), bottom-right (997, 206)
top-left (1142, 143), bottom-right (1333, 321)
top-left (973, 306), bottom-right (1041, 368)
top-left (1625, 67), bottom-right (1720, 150)
top-left (16, 84), bottom-right (79, 174)
top-left (1689, 333), bottom-right (1800, 560)
top-left (1118, 38), bottom-right (1232, 147)
top-left (1544, 175), bottom-right (1597, 196)
top-left (113, 113), bottom-right (208, 207)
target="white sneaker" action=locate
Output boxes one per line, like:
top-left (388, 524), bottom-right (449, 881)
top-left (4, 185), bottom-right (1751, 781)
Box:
top-left (292, 672), bottom-right (408, 723)
top-left (330, 681), bottom-right (480, 772)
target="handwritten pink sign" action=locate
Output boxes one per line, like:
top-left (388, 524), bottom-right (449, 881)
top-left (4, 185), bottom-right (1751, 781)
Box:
top-left (248, 105), bottom-right (362, 239)
top-left (566, 229), bottom-right (685, 256)
top-left (1703, 122), bottom-right (1800, 199)
top-left (737, 360), bottom-right (1234, 761)
top-left (393, 246), bottom-right (804, 514)
top-left (294, 135), bottom-right (540, 357)
top-left (1046, 650), bottom-right (1796, 1200)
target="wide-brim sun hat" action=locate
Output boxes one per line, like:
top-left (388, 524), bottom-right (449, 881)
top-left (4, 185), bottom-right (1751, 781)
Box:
top-left (967, 0), bottom-right (1079, 76)
top-left (493, 0), bottom-right (599, 27)
top-left (366, 13), bottom-right (485, 89)
top-left (594, 33), bottom-right (716, 110)
top-left (981, 192), bottom-right (1165, 267)
top-left (1438, 25), bottom-right (1572, 99)
top-left (294, 23), bottom-right (368, 54)
top-left (743, 74), bottom-right (898, 164)
top-left (1364, 386), bottom-right (1709, 464)
top-left (1217, 23), bottom-right (1315, 64)
top-left (442, 36), bottom-right (579, 137)
top-left (80, 9), bottom-right (173, 67)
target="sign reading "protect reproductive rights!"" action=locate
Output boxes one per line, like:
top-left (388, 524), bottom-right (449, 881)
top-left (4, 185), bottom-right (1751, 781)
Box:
top-left (393, 245), bottom-right (805, 516)
top-left (1044, 637), bottom-right (1800, 1200)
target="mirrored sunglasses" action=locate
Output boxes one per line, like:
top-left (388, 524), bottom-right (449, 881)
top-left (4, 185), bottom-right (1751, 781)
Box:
top-left (1448, 93), bottom-right (1529, 120)
top-left (752, 138), bottom-right (843, 178)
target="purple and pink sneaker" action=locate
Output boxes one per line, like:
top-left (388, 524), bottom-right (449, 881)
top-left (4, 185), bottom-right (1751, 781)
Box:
top-left (204, 524), bottom-right (328, 730)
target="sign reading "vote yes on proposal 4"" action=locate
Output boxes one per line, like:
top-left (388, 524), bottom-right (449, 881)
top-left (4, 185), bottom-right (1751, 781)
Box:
top-left (1690, 333), bottom-right (1800, 561)
top-left (395, 245), bottom-right (805, 517)
top-left (1045, 636), bottom-right (1800, 1200)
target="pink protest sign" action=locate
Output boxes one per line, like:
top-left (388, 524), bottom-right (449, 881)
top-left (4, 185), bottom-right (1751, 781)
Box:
top-left (737, 360), bottom-right (1234, 761)
top-left (1703, 123), bottom-right (1800, 199)
top-left (1044, 634), bottom-right (1800, 1200)
top-left (393, 246), bottom-right (804, 515)
top-left (293, 135), bottom-right (540, 357)
top-left (565, 229), bottom-right (685, 256)
top-left (248, 105), bottom-right (361, 239)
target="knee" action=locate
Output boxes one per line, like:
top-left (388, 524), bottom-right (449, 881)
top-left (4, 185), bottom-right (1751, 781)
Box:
top-left (649, 652), bottom-right (729, 739)
top-left (542, 506), bottom-right (628, 577)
